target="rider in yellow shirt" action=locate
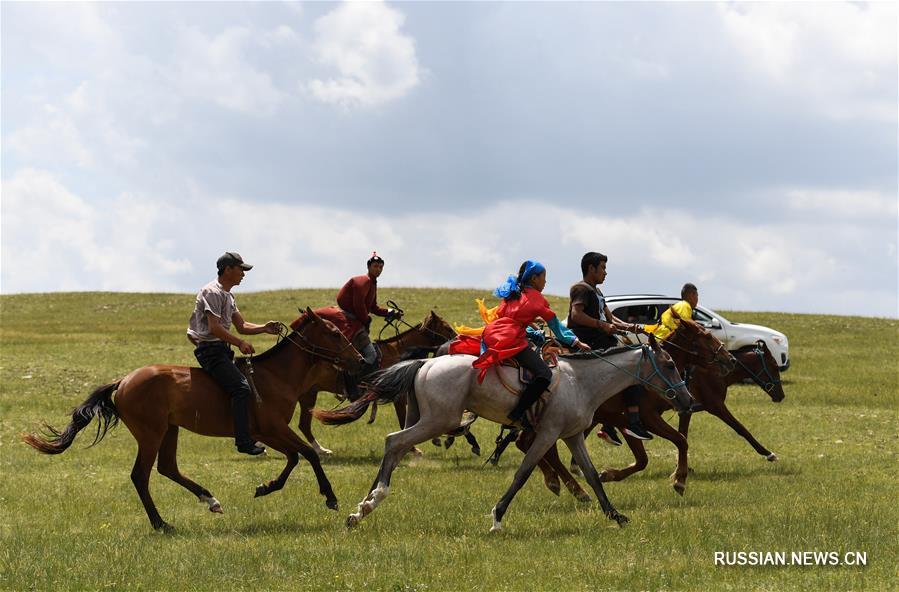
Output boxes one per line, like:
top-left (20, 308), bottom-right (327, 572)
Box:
top-left (646, 283), bottom-right (698, 341)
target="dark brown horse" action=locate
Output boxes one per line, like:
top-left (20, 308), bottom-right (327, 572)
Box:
top-left (297, 311), bottom-right (457, 455)
top-left (23, 308), bottom-right (363, 532)
top-left (519, 320), bottom-right (735, 497)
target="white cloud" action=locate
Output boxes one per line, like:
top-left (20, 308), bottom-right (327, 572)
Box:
top-left (784, 188), bottom-right (897, 220)
top-left (175, 26), bottom-right (288, 115)
top-left (307, 0), bottom-right (421, 107)
top-left (1, 170), bottom-right (192, 292)
top-left (718, 2), bottom-right (897, 121)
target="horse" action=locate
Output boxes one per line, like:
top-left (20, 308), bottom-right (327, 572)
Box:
top-left (22, 308), bottom-right (364, 532)
top-left (297, 310), bottom-right (457, 455)
top-left (510, 321), bottom-right (736, 502)
top-left (532, 324), bottom-right (784, 500)
top-left (313, 336), bottom-right (693, 532)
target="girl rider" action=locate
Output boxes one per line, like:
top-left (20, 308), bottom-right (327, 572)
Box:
top-left (471, 260), bottom-right (591, 427)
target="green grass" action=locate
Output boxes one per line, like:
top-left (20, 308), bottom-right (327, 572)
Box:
top-left (1, 290), bottom-right (897, 591)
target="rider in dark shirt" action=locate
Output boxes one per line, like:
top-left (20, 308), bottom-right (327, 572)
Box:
top-left (568, 252), bottom-right (653, 444)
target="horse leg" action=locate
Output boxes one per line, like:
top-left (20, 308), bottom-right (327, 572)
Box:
top-left (298, 389), bottom-right (332, 457)
top-left (464, 430), bottom-right (481, 456)
top-left (563, 434), bottom-right (629, 527)
top-left (347, 419), bottom-right (455, 527)
top-left (636, 411), bottom-right (690, 495)
top-left (515, 430), bottom-right (561, 497)
top-left (394, 395), bottom-right (424, 457)
top-left (129, 431), bottom-right (170, 532)
top-left (707, 401), bottom-right (777, 461)
top-left (255, 423), bottom-right (338, 510)
top-left (156, 425), bottom-right (222, 514)
top-left (544, 442), bottom-right (591, 503)
top-left (490, 429), bottom-right (562, 532)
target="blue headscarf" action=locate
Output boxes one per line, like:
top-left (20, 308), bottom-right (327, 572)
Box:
top-left (493, 260), bottom-right (545, 299)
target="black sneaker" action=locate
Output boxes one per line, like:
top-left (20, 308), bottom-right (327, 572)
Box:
top-left (237, 442), bottom-right (266, 455)
top-left (623, 423), bottom-right (653, 441)
top-left (597, 427), bottom-right (623, 447)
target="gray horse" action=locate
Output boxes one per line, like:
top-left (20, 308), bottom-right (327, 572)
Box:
top-left (315, 339), bottom-right (693, 532)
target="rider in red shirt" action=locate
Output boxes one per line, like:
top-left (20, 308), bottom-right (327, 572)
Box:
top-left (472, 260), bottom-right (590, 428)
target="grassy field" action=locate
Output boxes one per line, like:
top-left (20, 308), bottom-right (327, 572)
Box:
top-left (1, 289), bottom-right (896, 591)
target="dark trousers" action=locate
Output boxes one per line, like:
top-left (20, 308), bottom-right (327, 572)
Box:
top-left (508, 346), bottom-right (553, 420)
top-left (195, 342), bottom-right (254, 447)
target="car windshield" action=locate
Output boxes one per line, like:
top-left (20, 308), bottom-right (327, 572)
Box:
top-left (702, 307), bottom-right (733, 324)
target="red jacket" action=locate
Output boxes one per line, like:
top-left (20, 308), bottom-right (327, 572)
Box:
top-left (336, 274), bottom-right (389, 334)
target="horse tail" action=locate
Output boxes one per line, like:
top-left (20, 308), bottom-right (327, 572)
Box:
top-left (312, 360), bottom-right (427, 426)
top-left (22, 382), bottom-right (121, 455)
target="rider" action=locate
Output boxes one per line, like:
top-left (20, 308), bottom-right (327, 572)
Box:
top-left (647, 283), bottom-right (699, 341)
top-left (187, 252), bottom-right (280, 456)
top-left (473, 260), bottom-right (591, 429)
top-left (645, 283), bottom-right (704, 412)
top-left (337, 252), bottom-right (402, 397)
top-left (566, 252), bottom-right (653, 444)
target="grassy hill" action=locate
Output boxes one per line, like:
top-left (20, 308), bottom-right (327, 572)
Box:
top-left (1, 289), bottom-right (896, 591)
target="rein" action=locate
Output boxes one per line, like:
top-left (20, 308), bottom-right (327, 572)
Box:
top-left (662, 333), bottom-right (727, 367)
top-left (576, 345), bottom-right (687, 402)
top-left (273, 322), bottom-right (356, 368)
top-left (734, 346), bottom-right (782, 393)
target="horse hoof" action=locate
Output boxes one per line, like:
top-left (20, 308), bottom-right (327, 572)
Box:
top-left (489, 523), bottom-right (503, 533)
top-left (209, 502), bottom-right (224, 514)
top-left (155, 522), bottom-right (175, 534)
top-left (547, 482), bottom-right (561, 496)
top-left (577, 493), bottom-right (592, 504)
top-left (766, 452), bottom-right (778, 462)
top-left (431, 438), bottom-right (442, 447)
top-left (673, 482), bottom-right (686, 496)
top-left (346, 514), bottom-right (360, 528)
top-left (471, 446), bottom-right (481, 456)
top-left (326, 498), bottom-right (339, 511)
top-left (254, 484), bottom-right (268, 498)
top-left (313, 444), bottom-right (333, 456)
top-left (609, 511), bottom-right (629, 527)
top-left (411, 447), bottom-right (424, 457)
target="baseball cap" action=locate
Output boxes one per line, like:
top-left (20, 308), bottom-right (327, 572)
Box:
top-left (216, 252), bottom-right (253, 272)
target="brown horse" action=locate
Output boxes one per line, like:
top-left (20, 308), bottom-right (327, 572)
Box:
top-left (22, 308), bottom-right (363, 532)
top-left (520, 320), bottom-right (735, 497)
top-left (297, 311), bottom-right (457, 455)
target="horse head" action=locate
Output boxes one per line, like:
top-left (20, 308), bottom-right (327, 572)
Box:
top-left (422, 310), bottom-right (458, 344)
top-left (669, 319), bottom-right (736, 375)
top-left (302, 307), bottom-right (364, 374)
top-left (647, 335), bottom-right (695, 416)
top-left (751, 340), bottom-right (785, 402)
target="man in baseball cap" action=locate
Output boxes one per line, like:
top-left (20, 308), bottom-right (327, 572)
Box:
top-left (187, 251), bottom-right (279, 455)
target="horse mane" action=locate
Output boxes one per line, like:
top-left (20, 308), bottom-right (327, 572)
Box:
top-left (559, 345), bottom-right (640, 360)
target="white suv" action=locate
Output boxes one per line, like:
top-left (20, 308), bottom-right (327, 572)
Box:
top-left (602, 294), bottom-right (790, 371)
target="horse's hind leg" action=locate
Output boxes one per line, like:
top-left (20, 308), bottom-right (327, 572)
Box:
top-left (156, 425), bottom-right (222, 514)
top-left (563, 434), bottom-right (628, 527)
top-left (394, 395), bottom-right (424, 456)
top-left (129, 431), bottom-right (169, 531)
top-left (347, 419), bottom-right (455, 527)
top-left (637, 410), bottom-right (689, 495)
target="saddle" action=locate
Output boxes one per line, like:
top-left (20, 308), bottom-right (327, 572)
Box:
top-left (498, 340), bottom-right (562, 386)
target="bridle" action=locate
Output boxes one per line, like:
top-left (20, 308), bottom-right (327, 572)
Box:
top-left (275, 321), bottom-right (358, 369)
top-left (734, 343), bottom-right (782, 393)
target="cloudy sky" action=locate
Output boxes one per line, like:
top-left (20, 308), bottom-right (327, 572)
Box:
top-left (2, 1), bottom-right (896, 317)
